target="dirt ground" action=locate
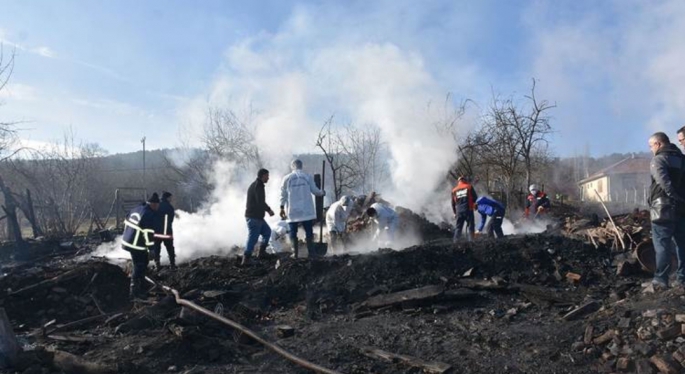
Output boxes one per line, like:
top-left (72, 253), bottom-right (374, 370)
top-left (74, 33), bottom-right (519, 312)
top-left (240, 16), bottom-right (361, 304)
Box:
top-left (0, 214), bottom-right (683, 374)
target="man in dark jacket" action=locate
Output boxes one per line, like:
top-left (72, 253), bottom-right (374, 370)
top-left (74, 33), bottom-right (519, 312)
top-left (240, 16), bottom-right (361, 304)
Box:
top-left (475, 196), bottom-right (506, 239)
top-left (648, 132), bottom-right (685, 288)
top-left (451, 176), bottom-right (478, 241)
top-left (152, 191), bottom-right (176, 269)
top-left (243, 168), bottom-right (275, 265)
top-left (122, 193), bottom-right (159, 299)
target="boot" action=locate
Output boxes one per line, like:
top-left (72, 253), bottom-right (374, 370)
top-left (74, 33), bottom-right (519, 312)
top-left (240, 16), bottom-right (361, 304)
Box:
top-left (258, 243), bottom-right (268, 258)
top-left (169, 257), bottom-right (176, 270)
top-left (129, 279), bottom-right (147, 300)
top-left (292, 240), bottom-right (299, 258)
top-left (241, 253), bottom-right (252, 267)
top-left (305, 238), bottom-right (315, 258)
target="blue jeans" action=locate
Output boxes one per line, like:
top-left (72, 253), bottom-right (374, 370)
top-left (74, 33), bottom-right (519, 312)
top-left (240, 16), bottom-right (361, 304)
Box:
top-left (245, 218), bottom-right (271, 256)
top-left (289, 220), bottom-right (314, 242)
top-left (652, 220), bottom-right (685, 285)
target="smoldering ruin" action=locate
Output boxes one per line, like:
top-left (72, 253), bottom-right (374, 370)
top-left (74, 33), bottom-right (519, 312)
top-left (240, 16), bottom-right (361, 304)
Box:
top-left (1, 201), bottom-right (682, 374)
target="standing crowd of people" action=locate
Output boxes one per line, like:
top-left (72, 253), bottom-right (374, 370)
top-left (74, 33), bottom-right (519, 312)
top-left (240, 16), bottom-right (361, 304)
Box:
top-left (120, 156), bottom-right (555, 299)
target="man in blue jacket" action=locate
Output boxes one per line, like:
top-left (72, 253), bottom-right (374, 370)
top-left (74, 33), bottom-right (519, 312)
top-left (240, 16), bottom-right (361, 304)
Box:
top-left (475, 196), bottom-right (506, 239)
top-left (122, 193), bottom-right (159, 299)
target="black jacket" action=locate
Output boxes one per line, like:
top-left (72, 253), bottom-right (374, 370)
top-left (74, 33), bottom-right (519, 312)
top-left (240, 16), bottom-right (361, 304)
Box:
top-left (122, 203), bottom-right (156, 251)
top-left (245, 178), bottom-right (271, 219)
top-left (649, 143), bottom-right (685, 215)
top-left (154, 198), bottom-right (175, 238)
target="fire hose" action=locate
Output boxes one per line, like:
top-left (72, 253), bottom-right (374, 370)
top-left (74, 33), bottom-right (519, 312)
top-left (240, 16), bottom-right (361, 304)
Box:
top-left (145, 277), bottom-right (342, 374)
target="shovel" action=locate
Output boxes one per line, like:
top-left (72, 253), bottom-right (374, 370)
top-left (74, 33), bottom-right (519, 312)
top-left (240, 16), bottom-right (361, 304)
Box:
top-left (313, 160), bottom-right (328, 257)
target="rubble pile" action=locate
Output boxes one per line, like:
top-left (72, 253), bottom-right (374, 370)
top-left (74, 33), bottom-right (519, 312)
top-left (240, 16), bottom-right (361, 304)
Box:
top-left (565, 210), bottom-right (651, 252)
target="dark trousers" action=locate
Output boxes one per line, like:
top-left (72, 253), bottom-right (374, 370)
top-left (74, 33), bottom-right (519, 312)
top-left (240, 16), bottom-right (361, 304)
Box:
top-left (652, 221), bottom-right (685, 285)
top-left (129, 249), bottom-right (149, 282)
top-left (289, 220), bottom-right (314, 257)
top-left (454, 211), bottom-right (475, 241)
top-left (288, 220), bottom-right (314, 242)
top-left (152, 238), bottom-right (175, 264)
top-left (245, 218), bottom-right (271, 256)
top-left (484, 215), bottom-right (505, 239)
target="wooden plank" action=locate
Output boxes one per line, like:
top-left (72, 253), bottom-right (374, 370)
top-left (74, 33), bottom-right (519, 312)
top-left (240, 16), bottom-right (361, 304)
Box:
top-left (562, 300), bottom-right (600, 321)
top-left (362, 285), bottom-right (444, 309)
top-left (0, 308), bottom-right (19, 369)
top-left (360, 347), bottom-right (452, 374)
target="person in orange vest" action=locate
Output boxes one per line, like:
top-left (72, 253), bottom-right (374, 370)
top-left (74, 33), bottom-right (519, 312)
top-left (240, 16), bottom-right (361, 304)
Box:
top-left (451, 176), bottom-right (478, 241)
top-left (524, 184), bottom-right (551, 219)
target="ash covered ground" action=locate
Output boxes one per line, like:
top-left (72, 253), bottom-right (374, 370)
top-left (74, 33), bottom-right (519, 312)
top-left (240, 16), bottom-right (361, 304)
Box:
top-left (1, 208), bottom-right (683, 374)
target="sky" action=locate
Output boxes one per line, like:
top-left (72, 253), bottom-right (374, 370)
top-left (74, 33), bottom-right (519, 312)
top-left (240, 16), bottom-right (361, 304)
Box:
top-left (0, 0), bottom-right (683, 157)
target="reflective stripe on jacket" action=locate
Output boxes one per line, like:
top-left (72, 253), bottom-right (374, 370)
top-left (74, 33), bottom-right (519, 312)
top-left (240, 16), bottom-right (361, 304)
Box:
top-left (153, 199), bottom-right (174, 239)
top-left (122, 204), bottom-right (156, 251)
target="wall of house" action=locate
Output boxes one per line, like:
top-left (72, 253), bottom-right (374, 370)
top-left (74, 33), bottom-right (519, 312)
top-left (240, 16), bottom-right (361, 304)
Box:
top-left (579, 176), bottom-right (610, 202)
top-left (608, 172), bottom-right (650, 205)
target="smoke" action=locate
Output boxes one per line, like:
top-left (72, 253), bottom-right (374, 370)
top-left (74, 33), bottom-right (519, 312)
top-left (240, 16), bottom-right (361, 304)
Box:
top-left (95, 6), bottom-right (477, 262)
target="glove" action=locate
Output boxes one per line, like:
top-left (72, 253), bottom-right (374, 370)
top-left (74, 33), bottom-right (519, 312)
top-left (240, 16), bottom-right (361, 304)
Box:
top-left (279, 208), bottom-right (287, 220)
top-left (537, 206), bottom-right (544, 213)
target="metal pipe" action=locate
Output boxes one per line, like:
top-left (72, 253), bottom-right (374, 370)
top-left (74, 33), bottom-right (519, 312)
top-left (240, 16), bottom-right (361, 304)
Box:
top-left (145, 278), bottom-right (342, 374)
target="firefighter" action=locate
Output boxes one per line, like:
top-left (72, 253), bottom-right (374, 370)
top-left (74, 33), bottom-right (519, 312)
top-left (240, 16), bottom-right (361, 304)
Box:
top-left (122, 193), bottom-right (159, 299)
top-left (152, 191), bottom-right (176, 269)
top-left (525, 184), bottom-right (551, 219)
top-left (451, 176), bottom-right (478, 241)
top-left (367, 202), bottom-right (398, 246)
top-left (475, 196), bottom-right (506, 239)
top-left (326, 195), bottom-right (352, 253)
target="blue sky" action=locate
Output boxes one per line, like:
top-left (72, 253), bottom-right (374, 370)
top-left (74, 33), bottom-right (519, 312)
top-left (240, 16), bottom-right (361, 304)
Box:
top-left (0, 0), bottom-right (682, 156)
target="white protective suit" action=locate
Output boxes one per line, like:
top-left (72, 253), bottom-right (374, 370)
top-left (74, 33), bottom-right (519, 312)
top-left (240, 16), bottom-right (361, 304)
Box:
top-left (280, 168), bottom-right (324, 223)
top-left (326, 196), bottom-right (352, 233)
top-left (370, 202), bottom-right (398, 243)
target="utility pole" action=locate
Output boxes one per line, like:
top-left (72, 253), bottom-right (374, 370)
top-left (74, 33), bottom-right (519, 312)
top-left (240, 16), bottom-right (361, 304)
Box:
top-left (141, 136), bottom-right (146, 196)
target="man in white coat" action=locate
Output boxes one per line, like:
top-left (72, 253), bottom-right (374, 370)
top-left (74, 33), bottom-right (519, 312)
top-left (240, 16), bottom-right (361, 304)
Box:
top-left (325, 195), bottom-right (352, 253)
top-left (280, 159), bottom-right (325, 258)
top-left (366, 202), bottom-right (399, 247)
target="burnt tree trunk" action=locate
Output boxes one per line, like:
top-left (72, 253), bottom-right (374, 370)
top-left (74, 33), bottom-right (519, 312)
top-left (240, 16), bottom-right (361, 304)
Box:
top-left (25, 189), bottom-right (42, 238)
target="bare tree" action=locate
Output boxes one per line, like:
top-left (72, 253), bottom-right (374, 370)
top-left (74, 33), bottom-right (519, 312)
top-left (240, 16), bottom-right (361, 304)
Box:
top-left (202, 106), bottom-right (262, 170)
top-left (9, 131), bottom-right (107, 237)
top-left (315, 116), bottom-right (356, 200)
top-left (508, 79), bottom-right (555, 188)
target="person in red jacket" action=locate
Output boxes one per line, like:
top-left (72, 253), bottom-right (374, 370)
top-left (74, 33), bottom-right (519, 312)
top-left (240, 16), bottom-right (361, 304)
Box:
top-left (451, 176), bottom-right (478, 241)
top-left (524, 184), bottom-right (551, 219)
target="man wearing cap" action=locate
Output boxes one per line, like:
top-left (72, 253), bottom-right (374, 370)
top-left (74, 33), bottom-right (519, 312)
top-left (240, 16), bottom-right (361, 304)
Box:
top-left (152, 191), bottom-right (176, 269)
top-left (451, 176), bottom-right (478, 241)
top-left (244, 168), bottom-right (275, 266)
top-left (525, 184), bottom-right (551, 219)
top-left (280, 159), bottom-right (325, 258)
top-left (122, 193), bottom-right (159, 299)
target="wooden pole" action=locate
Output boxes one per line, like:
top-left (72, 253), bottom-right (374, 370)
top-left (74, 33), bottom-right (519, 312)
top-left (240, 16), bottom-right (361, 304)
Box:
top-left (146, 277), bottom-right (341, 374)
top-left (593, 189), bottom-right (626, 250)
top-left (0, 308), bottom-right (19, 369)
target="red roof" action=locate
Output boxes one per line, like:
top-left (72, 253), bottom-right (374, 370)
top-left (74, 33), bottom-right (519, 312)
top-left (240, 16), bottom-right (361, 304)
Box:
top-left (578, 157), bottom-right (650, 184)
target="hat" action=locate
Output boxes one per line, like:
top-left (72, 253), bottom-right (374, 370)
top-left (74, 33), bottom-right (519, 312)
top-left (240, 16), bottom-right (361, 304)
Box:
top-left (162, 191), bottom-right (172, 199)
top-left (147, 193), bottom-right (160, 203)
